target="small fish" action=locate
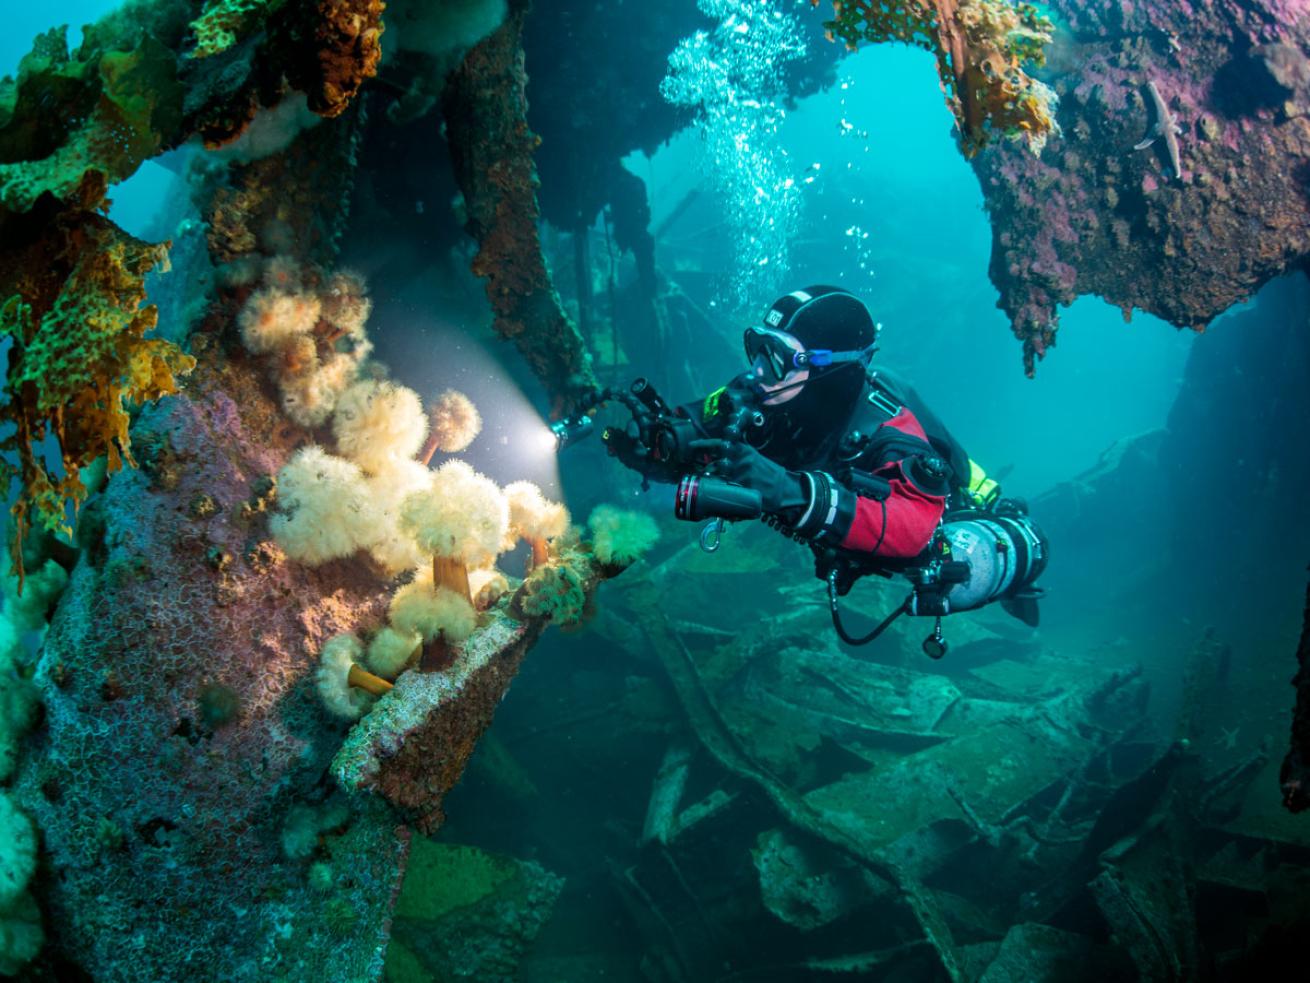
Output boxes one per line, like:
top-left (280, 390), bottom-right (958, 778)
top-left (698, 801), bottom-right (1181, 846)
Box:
top-left (1134, 79), bottom-right (1184, 182)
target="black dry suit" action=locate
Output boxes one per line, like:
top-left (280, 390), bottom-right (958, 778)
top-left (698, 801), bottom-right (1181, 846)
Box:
top-left (705, 285), bottom-right (1046, 627)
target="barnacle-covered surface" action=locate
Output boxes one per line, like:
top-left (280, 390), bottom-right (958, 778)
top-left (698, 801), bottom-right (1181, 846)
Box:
top-left (13, 340), bottom-right (408, 981)
top-left (334, 549), bottom-right (614, 833)
top-left (819, 0), bottom-right (1058, 156)
top-left (973, 0), bottom-right (1310, 372)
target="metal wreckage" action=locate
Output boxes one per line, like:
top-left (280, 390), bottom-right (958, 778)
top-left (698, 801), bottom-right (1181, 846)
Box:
top-left (444, 513), bottom-right (1298, 983)
top-left (3, 0), bottom-right (1310, 979)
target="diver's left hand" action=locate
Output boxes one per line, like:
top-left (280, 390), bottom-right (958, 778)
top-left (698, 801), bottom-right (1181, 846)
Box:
top-left (693, 441), bottom-right (806, 514)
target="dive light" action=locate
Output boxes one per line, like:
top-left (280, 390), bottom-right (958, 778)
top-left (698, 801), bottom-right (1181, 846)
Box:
top-left (675, 475), bottom-right (764, 522)
top-left (550, 414), bottom-right (595, 451)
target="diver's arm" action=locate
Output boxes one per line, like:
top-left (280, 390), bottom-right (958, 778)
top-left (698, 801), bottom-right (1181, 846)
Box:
top-left (789, 409), bottom-right (947, 560)
top-left (790, 465), bottom-right (945, 559)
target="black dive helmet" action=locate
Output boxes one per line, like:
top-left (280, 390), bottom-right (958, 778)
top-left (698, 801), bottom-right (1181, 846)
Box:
top-left (745, 286), bottom-right (879, 467)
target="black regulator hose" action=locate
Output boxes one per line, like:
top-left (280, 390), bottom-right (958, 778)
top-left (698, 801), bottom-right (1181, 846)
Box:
top-left (827, 569), bottom-right (912, 646)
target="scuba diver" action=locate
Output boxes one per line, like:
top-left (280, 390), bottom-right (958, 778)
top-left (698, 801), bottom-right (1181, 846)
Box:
top-left (558, 285), bottom-right (1048, 656)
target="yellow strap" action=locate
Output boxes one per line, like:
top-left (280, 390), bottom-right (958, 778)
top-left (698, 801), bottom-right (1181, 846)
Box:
top-left (703, 386), bottom-right (728, 422)
top-left (967, 459), bottom-right (1000, 507)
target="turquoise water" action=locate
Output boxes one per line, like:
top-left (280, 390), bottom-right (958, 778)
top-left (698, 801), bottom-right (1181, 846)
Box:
top-left (632, 42), bottom-right (1194, 495)
top-left (3, 4), bottom-right (1307, 981)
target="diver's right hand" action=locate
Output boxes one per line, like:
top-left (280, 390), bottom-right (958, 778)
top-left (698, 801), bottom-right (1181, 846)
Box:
top-left (603, 428), bottom-right (683, 485)
top-left (688, 440), bottom-right (805, 515)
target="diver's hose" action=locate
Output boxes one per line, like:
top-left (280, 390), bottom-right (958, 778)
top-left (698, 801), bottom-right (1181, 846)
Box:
top-left (827, 569), bottom-right (911, 646)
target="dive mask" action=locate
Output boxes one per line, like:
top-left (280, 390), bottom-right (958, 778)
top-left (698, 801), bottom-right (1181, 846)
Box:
top-left (743, 325), bottom-right (879, 404)
top-left (744, 326), bottom-right (809, 405)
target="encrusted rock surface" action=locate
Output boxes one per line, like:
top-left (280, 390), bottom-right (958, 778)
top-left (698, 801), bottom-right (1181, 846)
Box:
top-left (13, 328), bottom-right (614, 979)
top-left (14, 345), bottom-right (408, 982)
top-left (974, 1), bottom-right (1310, 372)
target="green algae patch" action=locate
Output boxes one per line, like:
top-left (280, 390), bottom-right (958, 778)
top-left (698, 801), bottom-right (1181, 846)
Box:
top-left (189, 0), bottom-right (289, 59)
top-left (395, 841), bottom-right (518, 921)
top-left (0, 27), bottom-right (183, 211)
top-left (0, 178), bottom-right (195, 577)
top-left (386, 838), bottom-right (564, 983)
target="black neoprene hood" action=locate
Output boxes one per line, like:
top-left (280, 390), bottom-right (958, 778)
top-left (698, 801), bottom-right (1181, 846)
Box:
top-left (753, 286), bottom-right (879, 467)
top-left (758, 286), bottom-right (878, 354)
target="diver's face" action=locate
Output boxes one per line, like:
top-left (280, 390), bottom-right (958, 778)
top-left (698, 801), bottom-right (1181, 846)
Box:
top-left (745, 327), bottom-right (809, 406)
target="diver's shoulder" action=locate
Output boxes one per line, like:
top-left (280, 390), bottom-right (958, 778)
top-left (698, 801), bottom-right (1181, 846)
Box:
top-left (867, 365), bottom-right (912, 395)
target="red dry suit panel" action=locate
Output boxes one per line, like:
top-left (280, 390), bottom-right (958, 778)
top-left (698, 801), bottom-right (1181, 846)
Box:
top-left (839, 408), bottom-right (946, 558)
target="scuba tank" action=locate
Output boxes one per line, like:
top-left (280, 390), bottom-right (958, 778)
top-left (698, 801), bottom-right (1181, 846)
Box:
top-left (907, 507), bottom-right (1048, 626)
top-left (824, 501), bottom-right (1048, 658)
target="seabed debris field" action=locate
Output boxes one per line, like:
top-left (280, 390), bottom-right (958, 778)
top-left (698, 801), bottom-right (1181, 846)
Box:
top-left (1, 0), bottom-right (1310, 980)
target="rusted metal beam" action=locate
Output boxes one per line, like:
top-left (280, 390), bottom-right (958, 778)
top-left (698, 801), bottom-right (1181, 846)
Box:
top-left (440, 6), bottom-right (598, 411)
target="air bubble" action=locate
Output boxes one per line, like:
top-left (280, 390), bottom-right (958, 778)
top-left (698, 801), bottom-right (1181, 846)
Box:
top-left (661, 0), bottom-right (809, 306)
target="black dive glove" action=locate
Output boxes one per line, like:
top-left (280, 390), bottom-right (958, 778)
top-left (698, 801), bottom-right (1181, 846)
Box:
top-left (602, 427), bottom-right (685, 485)
top-left (691, 440), bottom-right (806, 515)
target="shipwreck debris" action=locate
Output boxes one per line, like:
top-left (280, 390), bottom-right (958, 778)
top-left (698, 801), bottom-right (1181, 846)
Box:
top-left (1280, 567), bottom-right (1310, 812)
top-left (975, 1), bottom-right (1310, 373)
